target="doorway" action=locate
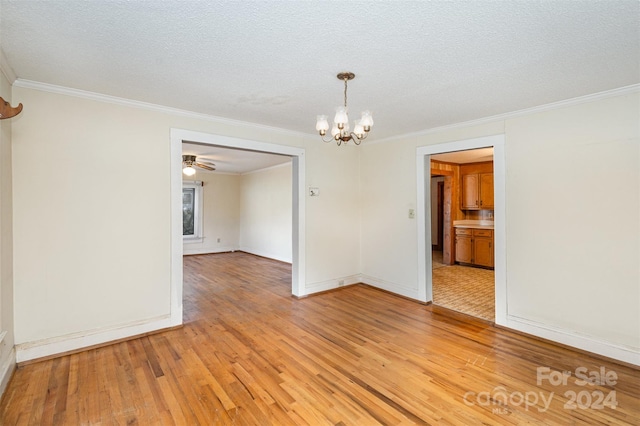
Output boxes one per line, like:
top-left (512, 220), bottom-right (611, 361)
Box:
top-left (170, 129), bottom-right (306, 328)
top-left (416, 134), bottom-right (506, 325)
top-left (430, 148), bottom-right (495, 321)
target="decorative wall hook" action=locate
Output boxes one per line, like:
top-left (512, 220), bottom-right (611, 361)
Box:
top-left (0, 97), bottom-right (23, 119)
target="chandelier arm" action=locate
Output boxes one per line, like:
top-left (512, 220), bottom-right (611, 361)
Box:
top-left (320, 133), bottom-right (338, 143)
top-left (349, 132), bottom-right (363, 145)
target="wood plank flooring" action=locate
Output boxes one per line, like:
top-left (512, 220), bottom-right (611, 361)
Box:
top-left (1, 251), bottom-right (638, 424)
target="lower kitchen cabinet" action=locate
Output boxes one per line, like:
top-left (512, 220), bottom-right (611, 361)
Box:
top-left (454, 227), bottom-right (494, 268)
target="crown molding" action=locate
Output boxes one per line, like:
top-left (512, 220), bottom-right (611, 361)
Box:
top-left (370, 83), bottom-right (640, 145)
top-left (12, 79), bottom-right (317, 141)
top-left (11, 78), bottom-right (639, 145)
top-left (240, 160), bottom-right (292, 176)
top-left (0, 48), bottom-right (17, 84)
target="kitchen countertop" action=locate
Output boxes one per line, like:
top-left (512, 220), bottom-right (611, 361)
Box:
top-left (453, 220), bottom-right (494, 230)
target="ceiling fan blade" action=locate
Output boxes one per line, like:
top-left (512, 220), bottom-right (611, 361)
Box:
top-left (195, 162), bottom-right (215, 171)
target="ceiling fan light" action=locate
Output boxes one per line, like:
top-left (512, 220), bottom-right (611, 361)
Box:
top-left (183, 166), bottom-right (196, 176)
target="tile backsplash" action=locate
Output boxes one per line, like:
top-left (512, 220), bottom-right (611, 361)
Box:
top-left (465, 210), bottom-right (494, 221)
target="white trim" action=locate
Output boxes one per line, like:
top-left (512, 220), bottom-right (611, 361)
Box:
top-left (171, 129), bottom-right (306, 299)
top-left (240, 160), bottom-right (292, 176)
top-left (0, 48), bottom-right (17, 84)
top-left (505, 315), bottom-right (640, 367)
top-left (416, 134), bottom-right (506, 319)
top-left (372, 84), bottom-right (640, 145)
top-left (305, 274), bottom-right (361, 295)
top-left (238, 247), bottom-right (292, 264)
top-left (13, 79), bottom-right (638, 148)
top-left (0, 347), bottom-right (16, 399)
top-left (416, 135), bottom-right (640, 366)
top-left (360, 274), bottom-right (422, 301)
top-left (15, 315), bottom-right (173, 363)
top-left (12, 79), bottom-right (317, 140)
top-left (183, 246), bottom-right (238, 256)
top-left (170, 133), bottom-right (185, 326)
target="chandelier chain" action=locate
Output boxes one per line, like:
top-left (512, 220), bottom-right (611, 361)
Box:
top-left (343, 77), bottom-right (348, 108)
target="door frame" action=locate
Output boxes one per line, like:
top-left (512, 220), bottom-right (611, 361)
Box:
top-left (169, 128), bottom-right (306, 326)
top-left (416, 134), bottom-right (506, 324)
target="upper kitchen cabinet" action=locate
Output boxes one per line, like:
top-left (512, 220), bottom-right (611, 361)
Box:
top-left (460, 162), bottom-right (494, 210)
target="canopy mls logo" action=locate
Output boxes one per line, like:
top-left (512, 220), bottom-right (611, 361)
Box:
top-left (463, 366), bottom-right (619, 415)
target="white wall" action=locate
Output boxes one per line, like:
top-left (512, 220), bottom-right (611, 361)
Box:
top-left (183, 172), bottom-right (241, 255)
top-left (11, 84), bottom-right (361, 361)
top-left (0, 51), bottom-right (16, 396)
top-left (239, 163), bottom-right (292, 263)
top-left (504, 94), bottom-right (639, 351)
top-left (360, 92), bottom-right (639, 363)
top-left (7, 80), bottom-right (638, 365)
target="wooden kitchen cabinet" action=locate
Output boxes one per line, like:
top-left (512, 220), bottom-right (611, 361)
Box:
top-left (461, 172), bottom-right (494, 210)
top-left (454, 228), bottom-right (472, 264)
top-left (455, 227), bottom-right (494, 268)
top-left (472, 229), bottom-right (494, 267)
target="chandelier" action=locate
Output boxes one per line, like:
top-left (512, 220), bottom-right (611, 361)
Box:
top-left (315, 72), bottom-right (373, 145)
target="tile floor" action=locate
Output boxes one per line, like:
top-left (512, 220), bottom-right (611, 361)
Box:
top-left (431, 250), bottom-right (495, 321)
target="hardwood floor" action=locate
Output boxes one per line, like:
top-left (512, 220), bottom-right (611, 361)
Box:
top-left (1, 252), bottom-right (638, 424)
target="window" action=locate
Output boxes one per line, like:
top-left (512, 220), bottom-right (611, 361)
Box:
top-left (183, 181), bottom-right (203, 243)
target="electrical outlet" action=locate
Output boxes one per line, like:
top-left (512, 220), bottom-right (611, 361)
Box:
top-left (309, 187), bottom-right (319, 197)
top-left (408, 209), bottom-right (415, 219)
top-left (338, 280), bottom-right (344, 286)
top-left (217, 238), bottom-right (221, 243)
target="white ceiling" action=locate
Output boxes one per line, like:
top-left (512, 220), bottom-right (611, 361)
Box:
top-left (182, 142), bottom-right (291, 174)
top-left (1, 1), bottom-right (638, 143)
top-left (431, 147), bottom-right (493, 164)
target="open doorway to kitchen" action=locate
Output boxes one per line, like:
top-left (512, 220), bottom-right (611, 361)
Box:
top-left (416, 134), bottom-right (506, 325)
top-left (430, 148), bottom-right (495, 321)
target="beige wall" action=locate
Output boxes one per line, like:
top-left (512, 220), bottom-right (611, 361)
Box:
top-left (504, 94), bottom-right (639, 349)
top-left (7, 81), bottom-right (639, 364)
top-left (183, 172), bottom-right (241, 255)
top-left (182, 162), bottom-right (292, 262)
top-left (11, 85), bottom-right (361, 355)
top-left (0, 57), bottom-right (15, 394)
top-left (240, 163), bottom-right (292, 262)
top-left (360, 93), bottom-right (639, 356)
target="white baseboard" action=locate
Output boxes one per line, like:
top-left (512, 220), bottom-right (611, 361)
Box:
top-left (16, 314), bottom-right (177, 363)
top-left (183, 246), bottom-right (237, 256)
top-left (359, 274), bottom-right (422, 301)
top-left (355, 274), bottom-right (638, 366)
top-left (238, 247), bottom-right (292, 264)
top-left (305, 274), bottom-right (361, 295)
top-left (503, 315), bottom-right (640, 367)
top-left (0, 347), bottom-right (16, 399)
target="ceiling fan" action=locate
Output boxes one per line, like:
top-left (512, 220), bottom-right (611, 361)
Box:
top-left (182, 154), bottom-right (215, 176)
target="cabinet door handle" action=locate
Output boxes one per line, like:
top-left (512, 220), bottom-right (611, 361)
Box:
top-left (480, 200), bottom-right (483, 206)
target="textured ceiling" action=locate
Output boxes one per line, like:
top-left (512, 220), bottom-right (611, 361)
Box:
top-left (1, 0), bottom-right (639, 141)
top-left (182, 142), bottom-right (291, 174)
